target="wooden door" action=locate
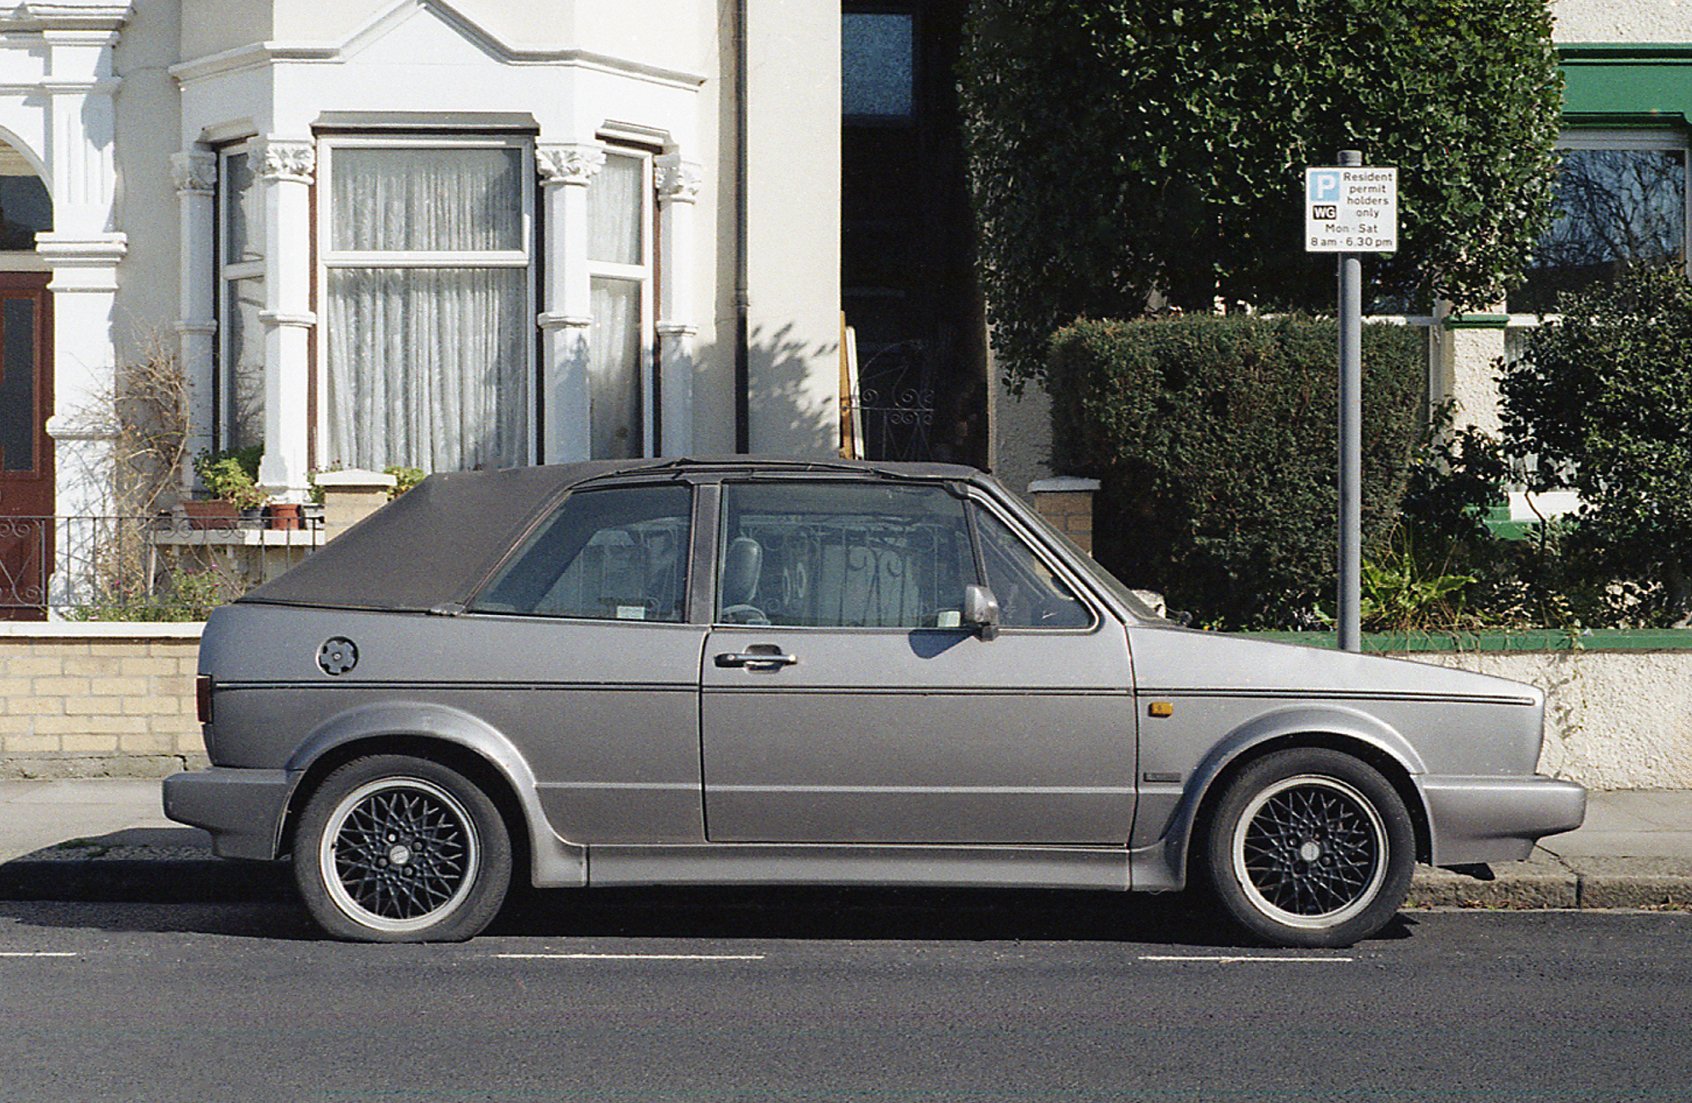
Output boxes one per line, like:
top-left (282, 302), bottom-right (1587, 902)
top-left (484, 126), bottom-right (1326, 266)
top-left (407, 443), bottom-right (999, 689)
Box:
top-left (0, 272), bottom-right (52, 619)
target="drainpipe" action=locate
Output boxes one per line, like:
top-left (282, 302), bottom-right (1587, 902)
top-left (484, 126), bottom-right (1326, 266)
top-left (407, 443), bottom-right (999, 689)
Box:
top-left (733, 0), bottom-right (750, 453)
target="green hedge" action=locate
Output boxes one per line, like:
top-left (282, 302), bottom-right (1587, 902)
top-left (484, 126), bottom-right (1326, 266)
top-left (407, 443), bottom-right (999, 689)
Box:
top-left (1048, 315), bottom-right (1424, 629)
top-left (1240, 628), bottom-right (1692, 653)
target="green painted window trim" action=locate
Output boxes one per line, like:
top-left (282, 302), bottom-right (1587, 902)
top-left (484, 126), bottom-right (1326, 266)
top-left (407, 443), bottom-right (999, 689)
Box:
top-left (1560, 45), bottom-right (1692, 127)
top-left (1237, 628), bottom-right (1692, 653)
top-left (1443, 312), bottom-right (1511, 329)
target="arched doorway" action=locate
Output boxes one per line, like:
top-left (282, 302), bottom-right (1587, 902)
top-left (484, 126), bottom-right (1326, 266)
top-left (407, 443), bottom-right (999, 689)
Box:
top-left (0, 139), bottom-right (54, 619)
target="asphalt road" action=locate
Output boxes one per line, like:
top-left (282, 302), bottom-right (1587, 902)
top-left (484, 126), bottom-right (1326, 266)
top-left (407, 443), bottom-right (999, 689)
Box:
top-left (1, 888), bottom-right (1688, 1102)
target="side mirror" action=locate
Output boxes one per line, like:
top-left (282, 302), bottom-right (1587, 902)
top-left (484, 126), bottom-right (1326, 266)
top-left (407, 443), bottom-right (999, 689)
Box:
top-left (963, 584), bottom-right (1001, 641)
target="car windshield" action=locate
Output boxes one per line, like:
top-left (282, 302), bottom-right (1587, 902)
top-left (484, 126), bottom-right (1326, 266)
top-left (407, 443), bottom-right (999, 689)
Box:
top-left (1007, 499), bottom-right (1167, 622)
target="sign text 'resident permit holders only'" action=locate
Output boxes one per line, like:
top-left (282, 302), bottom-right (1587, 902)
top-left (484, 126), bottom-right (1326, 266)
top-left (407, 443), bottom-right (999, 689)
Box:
top-left (1305, 166), bottom-right (1398, 253)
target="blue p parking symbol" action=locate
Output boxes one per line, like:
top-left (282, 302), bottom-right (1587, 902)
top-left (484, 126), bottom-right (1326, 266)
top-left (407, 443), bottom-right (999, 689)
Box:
top-left (1308, 170), bottom-right (1341, 203)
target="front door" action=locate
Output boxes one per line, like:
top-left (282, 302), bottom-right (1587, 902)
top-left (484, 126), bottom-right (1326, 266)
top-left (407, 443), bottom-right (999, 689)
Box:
top-left (700, 480), bottom-right (1136, 846)
top-left (0, 273), bottom-right (51, 620)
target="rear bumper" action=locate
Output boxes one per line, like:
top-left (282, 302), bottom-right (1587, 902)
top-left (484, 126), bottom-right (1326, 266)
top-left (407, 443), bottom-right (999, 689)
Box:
top-left (1423, 774), bottom-right (1587, 866)
top-left (162, 767), bottom-right (295, 861)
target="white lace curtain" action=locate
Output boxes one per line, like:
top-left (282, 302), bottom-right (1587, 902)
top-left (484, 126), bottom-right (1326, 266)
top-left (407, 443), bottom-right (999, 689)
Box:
top-left (587, 152), bottom-right (647, 459)
top-left (324, 146), bottom-right (529, 472)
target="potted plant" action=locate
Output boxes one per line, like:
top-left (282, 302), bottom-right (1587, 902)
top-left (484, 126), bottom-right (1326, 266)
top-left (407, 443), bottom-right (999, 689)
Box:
top-left (189, 448), bottom-right (266, 529)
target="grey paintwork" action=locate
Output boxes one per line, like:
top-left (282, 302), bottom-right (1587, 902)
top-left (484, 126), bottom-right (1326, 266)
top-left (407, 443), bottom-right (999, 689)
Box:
top-left (162, 458), bottom-right (1586, 895)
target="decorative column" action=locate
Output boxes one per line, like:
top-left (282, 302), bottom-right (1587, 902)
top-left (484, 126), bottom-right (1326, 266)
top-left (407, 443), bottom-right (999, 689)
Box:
top-left (251, 138), bottom-right (315, 501)
top-left (35, 12), bottom-right (130, 612)
top-left (536, 142), bottom-right (603, 463)
top-left (171, 149), bottom-right (217, 496)
top-left (655, 153), bottom-right (702, 456)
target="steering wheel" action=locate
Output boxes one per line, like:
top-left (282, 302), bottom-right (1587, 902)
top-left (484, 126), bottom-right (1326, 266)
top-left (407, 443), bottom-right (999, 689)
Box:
top-left (720, 603), bottom-right (770, 626)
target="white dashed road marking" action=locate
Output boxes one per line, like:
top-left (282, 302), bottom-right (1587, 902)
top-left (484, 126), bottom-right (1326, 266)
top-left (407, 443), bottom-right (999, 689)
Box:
top-left (1140, 954), bottom-right (1352, 964)
top-left (494, 952), bottom-right (766, 961)
top-left (0, 951), bottom-right (78, 958)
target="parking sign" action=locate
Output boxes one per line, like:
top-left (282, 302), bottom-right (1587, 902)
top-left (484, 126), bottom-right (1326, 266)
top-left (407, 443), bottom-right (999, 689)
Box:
top-left (1304, 166), bottom-right (1397, 252)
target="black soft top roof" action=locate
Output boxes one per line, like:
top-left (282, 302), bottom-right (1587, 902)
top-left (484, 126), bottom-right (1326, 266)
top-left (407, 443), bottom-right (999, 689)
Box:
top-left (237, 457), bottom-right (984, 612)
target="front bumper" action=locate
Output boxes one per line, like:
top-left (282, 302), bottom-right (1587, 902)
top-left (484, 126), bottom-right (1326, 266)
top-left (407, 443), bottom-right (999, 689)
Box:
top-left (1422, 774), bottom-right (1587, 866)
top-left (162, 767), bottom-right (296, 860)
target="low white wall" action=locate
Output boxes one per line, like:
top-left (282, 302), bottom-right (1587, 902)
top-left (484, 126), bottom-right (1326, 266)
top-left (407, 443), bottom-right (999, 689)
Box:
top-left (1412, 650), bottom-right (1692, 790)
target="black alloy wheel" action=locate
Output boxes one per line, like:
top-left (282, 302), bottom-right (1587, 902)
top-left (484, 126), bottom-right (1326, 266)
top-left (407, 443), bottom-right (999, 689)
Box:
top-left (294, 755), bottom-right (512, 942)
top-left (1204, 747), bottom-right (1415, 948)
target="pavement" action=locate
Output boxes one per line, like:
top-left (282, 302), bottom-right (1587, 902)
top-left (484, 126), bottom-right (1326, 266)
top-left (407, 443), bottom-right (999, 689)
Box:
top-left (0, 779), bottom-right (1689, 909)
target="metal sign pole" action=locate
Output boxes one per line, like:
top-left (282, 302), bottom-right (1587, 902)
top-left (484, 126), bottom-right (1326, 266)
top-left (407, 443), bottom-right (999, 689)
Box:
top-left (1336, 149), bottom-right (1363, 653)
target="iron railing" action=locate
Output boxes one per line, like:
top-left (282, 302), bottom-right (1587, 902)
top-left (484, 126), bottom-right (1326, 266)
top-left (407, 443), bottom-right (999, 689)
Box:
top-left (0, 513), bottom-right (323, 619)
top-left (848, 338), bottom-right (937, 462)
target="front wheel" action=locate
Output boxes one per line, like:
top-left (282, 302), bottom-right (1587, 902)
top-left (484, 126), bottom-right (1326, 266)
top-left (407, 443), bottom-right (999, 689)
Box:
top-left (293, 755), bottom-right (512, 942)
top-left (1203, 748), bottom-right (1415, 948)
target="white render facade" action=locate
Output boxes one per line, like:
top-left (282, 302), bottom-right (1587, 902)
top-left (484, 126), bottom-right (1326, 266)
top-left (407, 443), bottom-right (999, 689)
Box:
top-left (0, 0), bottom-right (844, 522)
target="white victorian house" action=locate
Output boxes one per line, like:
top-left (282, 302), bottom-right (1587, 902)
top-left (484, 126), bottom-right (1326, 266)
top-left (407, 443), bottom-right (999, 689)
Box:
top-left (0, 0), bottom-right (863, 606)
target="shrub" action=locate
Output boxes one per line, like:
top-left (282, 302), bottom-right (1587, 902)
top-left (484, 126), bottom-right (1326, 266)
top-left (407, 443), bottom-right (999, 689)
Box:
top-left (1500, 265), bottom-right (1692, 626)
top-left (66, 566), bottom-right (243, 623)
top-left (383, 465), bottom-right (426, 499)
top-left (1048, 314), bottom-right (1424, 627)
top-left (960, 0), bottom-right (1562, 386)
top-left (193, 446), bottom-right (267, 510)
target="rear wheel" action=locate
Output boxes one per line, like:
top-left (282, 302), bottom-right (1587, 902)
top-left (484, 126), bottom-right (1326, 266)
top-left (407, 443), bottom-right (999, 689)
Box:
top-left (293, 755), bottom-right (511, 942)
top-left (1203, 748), bottom-right (1414, 948)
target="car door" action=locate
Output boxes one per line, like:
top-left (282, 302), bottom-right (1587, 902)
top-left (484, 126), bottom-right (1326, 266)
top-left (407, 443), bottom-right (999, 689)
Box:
top-left (464, 480), bottom-right (709, 845)
top-left (699, 478), bottom-right (1136, 846)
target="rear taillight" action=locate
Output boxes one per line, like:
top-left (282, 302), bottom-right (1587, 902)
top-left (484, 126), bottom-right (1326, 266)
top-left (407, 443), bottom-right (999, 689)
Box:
top-left (196, 674), bottom-right (213, 724)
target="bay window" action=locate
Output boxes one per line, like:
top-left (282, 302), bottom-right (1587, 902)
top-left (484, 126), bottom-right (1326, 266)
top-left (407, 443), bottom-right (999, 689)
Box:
top-left (318, 137), bottom-right (535, 472)
top-left (218, 142), bottom-right (265, 450)
top-left (587, 147), bottom-right (655, 459)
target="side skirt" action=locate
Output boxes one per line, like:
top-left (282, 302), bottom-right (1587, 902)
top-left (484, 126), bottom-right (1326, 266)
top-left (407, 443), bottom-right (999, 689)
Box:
top-left (580, 843), bottom-right (1133, 891)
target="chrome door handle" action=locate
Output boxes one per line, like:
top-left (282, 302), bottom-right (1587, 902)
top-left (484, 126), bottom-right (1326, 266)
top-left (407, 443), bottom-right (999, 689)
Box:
top-left (714, 650), bottom-right (798, 670)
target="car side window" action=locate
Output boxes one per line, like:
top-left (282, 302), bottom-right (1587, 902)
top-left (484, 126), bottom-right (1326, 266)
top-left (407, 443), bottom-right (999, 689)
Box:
top-left (718, 482), bottom-right (975, 628)
top-left (972, 504), bottom-right (1093, 629)
top-left (470, 485), bottom-right (691, 622)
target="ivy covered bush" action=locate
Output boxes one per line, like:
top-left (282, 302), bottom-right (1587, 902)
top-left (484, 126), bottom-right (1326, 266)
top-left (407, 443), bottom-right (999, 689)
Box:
top-left (960, 0), bottom-right (1562, 385)
top-left (1499, 265), bottom-right (1692, 626)
top-left (1048, 315), bottom-right (1424, 628)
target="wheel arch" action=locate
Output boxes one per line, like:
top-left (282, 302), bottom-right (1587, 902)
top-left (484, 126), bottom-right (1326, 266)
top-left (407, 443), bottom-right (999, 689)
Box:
top-left (1133, 706), bottom-right (1433, 892)
top-left (278, 702), bottom-right (586, 887)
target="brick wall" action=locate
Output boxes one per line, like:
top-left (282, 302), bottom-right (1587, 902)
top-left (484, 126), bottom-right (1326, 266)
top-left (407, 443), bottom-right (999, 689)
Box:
top-left (1029, 477), bottom-right (1101, 555)
top-left (0, 627), bottom-right (206, 778)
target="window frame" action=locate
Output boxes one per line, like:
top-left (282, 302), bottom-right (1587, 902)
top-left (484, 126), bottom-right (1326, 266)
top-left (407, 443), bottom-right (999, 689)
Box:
top-left (313, 133), bottom-right (539, 469)
top-left (463, 481), bottom-right (698, 624)
top-left (215, 139), bottom-right (265, 450)
top-left (963, 490), bottom-right (1102, 634)
top-left (586, 143), bottom-right (657, 459)
top-left (841, 5), bottom-right (921, 127)
top-left (709, 478), bottom-right (1102, 633)
top-left (1519, 127), bottom-right (1692, 312)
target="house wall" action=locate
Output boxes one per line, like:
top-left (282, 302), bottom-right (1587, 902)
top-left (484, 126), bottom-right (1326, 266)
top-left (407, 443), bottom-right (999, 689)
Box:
top-left (113, 0), bottom-right (183, 368)
top-left (1552, 0), bottom-right (1692, 40)
top-left (742, 0), bottom-right (841, 455)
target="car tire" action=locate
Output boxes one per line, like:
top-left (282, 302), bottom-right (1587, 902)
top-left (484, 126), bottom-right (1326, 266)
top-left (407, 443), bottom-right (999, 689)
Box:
top-left (1202, 748), bottom-right (1415, 949)
top-left (293, 755), bottom-right (512, 943)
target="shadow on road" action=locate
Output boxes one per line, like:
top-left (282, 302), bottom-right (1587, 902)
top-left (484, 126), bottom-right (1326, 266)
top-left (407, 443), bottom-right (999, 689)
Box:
top-left (0, 831), bottom-right (1417, 947)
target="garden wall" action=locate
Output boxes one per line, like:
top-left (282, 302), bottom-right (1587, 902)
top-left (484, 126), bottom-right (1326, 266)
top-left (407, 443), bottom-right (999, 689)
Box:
top-left (0, 624), bottom-right (206, 779)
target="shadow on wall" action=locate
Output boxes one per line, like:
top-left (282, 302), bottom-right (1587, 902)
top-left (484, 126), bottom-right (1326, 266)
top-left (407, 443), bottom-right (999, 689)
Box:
top-left (735, 322), bottom-right (839, 457)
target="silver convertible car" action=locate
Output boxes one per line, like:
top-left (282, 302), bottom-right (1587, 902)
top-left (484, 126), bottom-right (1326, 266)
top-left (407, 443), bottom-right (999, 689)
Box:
top-left (163, 458), bottom-right (1585, 946)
